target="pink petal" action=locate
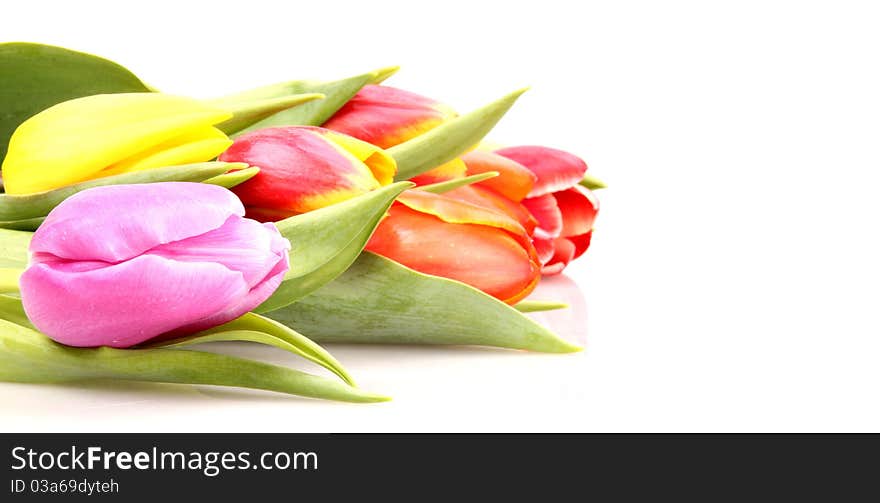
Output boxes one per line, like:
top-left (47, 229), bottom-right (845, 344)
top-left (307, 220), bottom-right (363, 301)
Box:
top-left (20, 254), bottom-right (250, 348)
top-left (555, 185), bottom-right (600, 238)
top-left (495, 146), bottom-right (588, 198)
top-left (522, 194), bottom-right (563, 240)
top-left (149, 217), bottom-right (288, 288)
top-left (30, 182), bottom-right (243, 263)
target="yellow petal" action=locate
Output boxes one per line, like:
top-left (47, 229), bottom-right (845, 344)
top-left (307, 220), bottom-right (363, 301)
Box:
top-left (1, 93), bottom-right (231, 194)
top-left (322, 130), bottom-right (397, 186)
top-left (97, 127), bottom-right (232, 177)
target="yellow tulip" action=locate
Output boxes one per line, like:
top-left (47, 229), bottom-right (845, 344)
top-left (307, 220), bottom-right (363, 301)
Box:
top-left (1, 93), bottom-right (232, 194)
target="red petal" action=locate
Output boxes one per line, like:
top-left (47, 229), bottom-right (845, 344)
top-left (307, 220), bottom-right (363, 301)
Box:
top-left (532, 235), bottom-right (556, 265)
top-left (461, 151), bottom-right (536, 202)
top-left (409, 158), bottom-right (468, 186)
top-left (541, 237), bottom-right (577, 276)
top-left (522, 193), bottom-right (563, 240)
top-left (323, 85), bottom-right (456, 148)
top-left (366, 204), bottom-right (540, 304)
top-left (568, 231), bottom-right (593, 261)
top-left (495, 145), bottom-right (587, 198)
top-left (555, 185), bottom-right (599, 238)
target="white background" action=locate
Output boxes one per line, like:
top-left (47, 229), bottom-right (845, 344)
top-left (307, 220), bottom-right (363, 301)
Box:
top-left (2, 0), bottom-right (879, 432)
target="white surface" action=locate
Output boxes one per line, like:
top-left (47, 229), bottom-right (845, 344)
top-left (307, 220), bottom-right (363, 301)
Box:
top-left (2, 0), bottom-right (880, 432)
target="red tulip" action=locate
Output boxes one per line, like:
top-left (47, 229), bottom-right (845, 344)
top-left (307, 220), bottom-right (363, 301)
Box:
top-left (218, 126), bottom-right (396, 220)
top-left (495, 146), bottom-right (599, 275)
top-left (322, 84), bottom-right (465, 185)
top-left (365, 190), bottom-right (541, 304)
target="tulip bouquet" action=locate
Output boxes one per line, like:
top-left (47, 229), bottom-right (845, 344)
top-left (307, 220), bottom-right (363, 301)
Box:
top-left (0, 42), bottom-right (605, 402)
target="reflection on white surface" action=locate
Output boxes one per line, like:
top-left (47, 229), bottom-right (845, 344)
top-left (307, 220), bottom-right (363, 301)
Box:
top-left (524, 274), bottom-right (588, 347)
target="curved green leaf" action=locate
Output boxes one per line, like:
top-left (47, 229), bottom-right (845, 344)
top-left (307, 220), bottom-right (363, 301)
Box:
top-left (0, 268), bottom-right (20, 294)
top-left (390, 88), bottom-right (528, 181)
top-left (515, 300), bottom-right (569, 313)
top-left (0, 162), bottom-right (244, 229)
top-left (225, 68), bottom-right (394, 136)
top-left (0, 42), bottom-right (151, 163)
top-left (257, 182), bottom-right (414, 312)
top-left (266, 253), bottom-right (581, 353)
top-left (0, 229), bottom-right (31, 268)
top-left (145, 312), bottom-right (354, 386)
top-left (212, 93), bottom-right (324, 135)
top-left (417, 172), bottom-right (499, 194)
top-left (201, 166), bottom-right (260, 189)
top-left (0, 294), bottom-right (31, 329)
top-left (0, 319), bottom-right (388, 403)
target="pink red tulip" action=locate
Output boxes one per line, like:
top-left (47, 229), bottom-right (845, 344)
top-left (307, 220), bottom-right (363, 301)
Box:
top-left (365, 190), bottom-right (541, 304)
top-left (19, 182), bottom-right (290, 348)
top-left (322, 84), bottom-right (464, 185)
top-left (495, 146), bottom-right (599, 275)
top-left (219, 126), bottom-right (396, 221)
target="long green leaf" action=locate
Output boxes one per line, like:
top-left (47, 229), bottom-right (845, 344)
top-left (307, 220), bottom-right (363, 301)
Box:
top-left (267, 253), bottom-right (582, 353)
top-left (390, 88), bottom-right (528, 181)
top-left (417, 172), bottom-right (499, 194)
top-left (0, 319), bottom-right (387, 403)
top-left (0, 162), bottom-right (244, 228)
top-left (145, 312), bottom-right (355, 386)
top-left (0, 268), bottom-right (20, 294)
top-left (0, 42), bottom-right (151, 163)
top-left (0, 229), bottom-right (31, 268)
top-left (0, 295), bottom-right (31, 329)
top-left (224, 68), bottom-right (392, 137)
top-left (212, 93), bottom-right (324, 135)
top-left (515, 300), bottom-right (569, 313)
top-left (258, 182), bottom-right (413, 312)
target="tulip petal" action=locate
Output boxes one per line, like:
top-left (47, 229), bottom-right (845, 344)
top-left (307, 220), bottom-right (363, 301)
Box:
top-left (461, 150), bottom-right (536, 202)
top-left (321, 129), bottom-right (397, 185)
top-left (20, 254), bottom-right (250, 348)
top-left (532, 235), bottom-right (556, 265)
top-left (541, 237), bottom-right (577, 276)
top-left (494, 146), bottom-right (588, 198)
top-left (522, 193), bottom-right (563, 239)
top-left (2, 93), bottom-right (231, 194)
top-left (555, 185), bottom-right (600, 237)
top-left (323, 84), bottom-right (456, 149)
top-left (96, 126), bottom-right (232, 177)
top-left (569, 230), bottom-right (593, 261)
top-left (445, 185), bottom-right (538, 236)
top-left (149, 217), bottom-right (288, 288)
top-left (30, 182), bottom-right (243, 263)
top-left (396, 190), bottom-right (530, 244)
top-left (366, 204), bottom-right (539, 303)
top-left (220, 127), bottom-right (383, 216)
top-left (409, 158), bottom-right (468, 186)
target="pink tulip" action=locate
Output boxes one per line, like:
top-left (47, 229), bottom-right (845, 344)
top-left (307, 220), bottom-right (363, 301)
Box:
top-left (19, 182), bottom-right (291, 348)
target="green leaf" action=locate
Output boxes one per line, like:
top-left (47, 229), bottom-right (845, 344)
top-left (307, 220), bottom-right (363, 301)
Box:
top-left (0, 42), bottom-right (151, 163)
top-left (266, 253), bottom-right (582, 353)
top-left (212, 93), bottom-right (324, 135)
top-left (144, 312), bottom-right (355, 386)
top-left (0, 294), bottom-right (32, 329)
top-left (370, 65), bottom-right (400, 84)
top-left (417, 172), bottom-right (499, 194)
top-left (390, 88), bottom-right (528, 181)
top-left (0, 162), bottom-right (244, 230)
top-left (257, 182), bottom-right (414, 312)
top-left (0, 229), bottom-right (31, 268)
top-left (0, 268), bottom-right (20, 294)
top-left (201, 166), bottom-right (260, 189)
top-left (223, 68), bottom-right (391, 136)
top-left (514, 300), bottom-right (569, 313)
top-left (579, 173), bottom-right (607, 190)
top-left (0, 318), bottom-right (388, 403)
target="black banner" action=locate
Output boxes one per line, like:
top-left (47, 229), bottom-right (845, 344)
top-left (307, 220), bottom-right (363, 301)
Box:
top-left (2, 434), bottom-right (878, 500)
